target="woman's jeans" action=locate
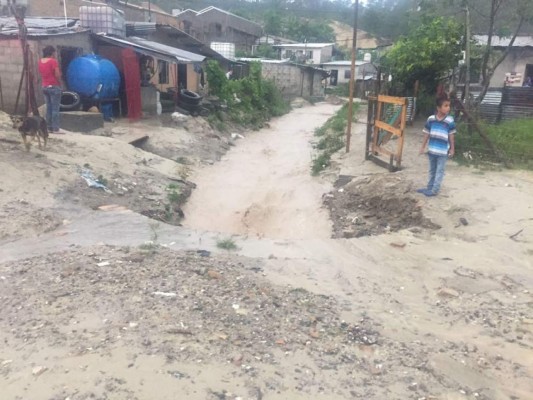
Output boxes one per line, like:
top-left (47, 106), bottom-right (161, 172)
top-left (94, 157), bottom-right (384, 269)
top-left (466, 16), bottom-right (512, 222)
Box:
top-left (427, 153), bottom-right (448, 194)
top-left (43, 86), bottom-right (61, 131)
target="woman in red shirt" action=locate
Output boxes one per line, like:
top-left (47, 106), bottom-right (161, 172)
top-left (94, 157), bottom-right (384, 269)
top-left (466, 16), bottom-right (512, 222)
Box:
top-left (38, 46), bottom-right (62, 133)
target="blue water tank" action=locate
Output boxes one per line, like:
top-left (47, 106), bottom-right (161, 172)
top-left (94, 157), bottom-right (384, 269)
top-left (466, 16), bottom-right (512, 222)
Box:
top-left (66, 55), bottom-right (120, 100)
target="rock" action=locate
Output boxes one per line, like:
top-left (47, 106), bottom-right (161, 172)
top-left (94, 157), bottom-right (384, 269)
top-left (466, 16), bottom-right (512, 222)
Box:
top-left (437, 287), bottom-right (459, 298)
top-left (96, 261), bottom-right (110, 267)
top-left (171, 112), bottom-right (190, 124)
top-left (207, 270), bottom-right (222, 279)
top-left (290, 97), bottom-right (310, 108)
top-left (459, 217), bottom-right (469, 226)
top-left (32, 366), bottom-right (47, 376)
top-left (196, 250), bottom-right (211, 257)
top-left (309, 329), bottom-right (320, 339)
top-left (390, 242), bottom-right (406, 249)
top-left (275, 339), bottom-right (286, 345)
top-left (152, 291), bottom-right (177, 298)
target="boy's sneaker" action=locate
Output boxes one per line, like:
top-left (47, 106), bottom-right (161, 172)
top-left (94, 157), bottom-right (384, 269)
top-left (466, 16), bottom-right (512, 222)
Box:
top-left (416, 188), bottom-right (428, 194)
top-left (424, 190), bottom-right (438, 197)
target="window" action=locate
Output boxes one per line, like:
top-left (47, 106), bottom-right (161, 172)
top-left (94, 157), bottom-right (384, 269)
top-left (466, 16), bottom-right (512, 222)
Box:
top-left (344, 70), bottom-right (351, 80)
top-left (306, 51), bottom-right (313, 60)
top-left (158, 60), bottom-right (169, 84)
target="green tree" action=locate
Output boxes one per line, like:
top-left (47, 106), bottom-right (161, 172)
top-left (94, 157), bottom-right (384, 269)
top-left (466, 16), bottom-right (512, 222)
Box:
top-left (382, 17), bottom-right (463, 91)
top-left (263, 9), bottom-right (283, 36)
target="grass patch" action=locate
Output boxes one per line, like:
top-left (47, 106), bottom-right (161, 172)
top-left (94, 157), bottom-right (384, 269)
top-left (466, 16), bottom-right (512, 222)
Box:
top-left (175, 156), bottom-right (190, 165)
top-left (216, 238), bottom-right (238, 251)
top-left (456, 118), bottom-right (533, 170)
top-left (166, 183), bottom-right (183, 205)
top-left (311, 103), bottom-right (359, 175)
top-left (325, 83), bottom-right (350, 97)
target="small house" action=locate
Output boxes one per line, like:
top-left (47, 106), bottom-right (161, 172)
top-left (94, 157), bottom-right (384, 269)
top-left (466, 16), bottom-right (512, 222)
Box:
top-left (0, 16), bottom-right (92, 114)
top-left (175, 7), bottom-right (262, 53)
top-left (272, 43), bottom-right (334, 65)
top-left (472, 35), bottom-right (533, 87)
top-left (321, 60), bottom-right (377, 86)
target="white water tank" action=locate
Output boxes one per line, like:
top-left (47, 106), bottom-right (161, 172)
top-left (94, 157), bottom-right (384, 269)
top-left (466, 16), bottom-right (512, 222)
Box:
top-left (363, 52), bottom-right (372, 62)
top-left (211, 42), bottom-right (236, 60)
top-left (80, 6), bottom-right (125, 37)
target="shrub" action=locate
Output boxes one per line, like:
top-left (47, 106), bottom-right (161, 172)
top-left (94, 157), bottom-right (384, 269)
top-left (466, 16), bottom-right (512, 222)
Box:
top-left (206, 60), bottom-right (290, 129)
top-left (311, 103), bottom-right (359, 175)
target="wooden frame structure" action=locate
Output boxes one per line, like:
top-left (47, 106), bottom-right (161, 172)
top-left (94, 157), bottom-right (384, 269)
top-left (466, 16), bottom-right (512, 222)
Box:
top-left (365, 95), bottom-right (408, 172)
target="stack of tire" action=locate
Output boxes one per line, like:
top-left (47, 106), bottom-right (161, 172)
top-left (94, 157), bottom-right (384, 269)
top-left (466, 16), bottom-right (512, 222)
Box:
top-left (177, 89), bottom-right (202, 116)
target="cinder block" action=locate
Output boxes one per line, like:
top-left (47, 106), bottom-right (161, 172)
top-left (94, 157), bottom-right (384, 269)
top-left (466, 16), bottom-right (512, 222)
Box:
top-left (60, 111), bottom-right (104, 132)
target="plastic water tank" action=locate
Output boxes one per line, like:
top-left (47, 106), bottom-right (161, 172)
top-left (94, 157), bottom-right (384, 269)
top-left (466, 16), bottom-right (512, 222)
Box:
top-left (66, 55), bottom-right (120, 100)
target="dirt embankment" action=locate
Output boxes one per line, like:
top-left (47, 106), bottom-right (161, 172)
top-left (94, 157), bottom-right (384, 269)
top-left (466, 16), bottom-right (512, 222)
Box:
top-left (0, 111), bottom-right (236, 239)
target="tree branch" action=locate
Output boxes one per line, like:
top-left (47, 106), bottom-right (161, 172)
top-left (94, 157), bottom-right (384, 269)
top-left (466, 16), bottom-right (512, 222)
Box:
top-left (475, 14), bottom-right (525, 106)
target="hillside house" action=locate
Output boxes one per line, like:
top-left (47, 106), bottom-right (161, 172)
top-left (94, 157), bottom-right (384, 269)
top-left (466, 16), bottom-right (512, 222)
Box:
top-left (273, 43), bottom-right (334, 65)
top-left (175, 7), bottom-right (262, 53)
top-left (472, 35), bottom-right (533, 87)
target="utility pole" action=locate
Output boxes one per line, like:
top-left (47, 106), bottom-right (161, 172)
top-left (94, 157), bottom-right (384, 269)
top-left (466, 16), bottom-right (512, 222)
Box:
top-left (464, 1), bottom-right (471, 109)
top-left (345, 0), bottom-right (359, 153)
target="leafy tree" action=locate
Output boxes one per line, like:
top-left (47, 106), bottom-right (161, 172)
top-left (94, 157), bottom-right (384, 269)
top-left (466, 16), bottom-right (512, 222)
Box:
top-left (382, 17), bottom-right (463, 92)
top-left (263, 9), bottom-right (283, 36)
top-left (255, 44), bottom-right (278, 59)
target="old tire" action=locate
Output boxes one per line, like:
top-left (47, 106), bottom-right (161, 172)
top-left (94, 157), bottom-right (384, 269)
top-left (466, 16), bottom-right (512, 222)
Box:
top-left (60, 91), bottom-right (81, 111)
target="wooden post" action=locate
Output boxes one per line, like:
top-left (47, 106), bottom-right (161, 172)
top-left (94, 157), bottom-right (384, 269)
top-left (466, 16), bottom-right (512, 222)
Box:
top-left (396, 98), bottom-right (408, 166)
top-left (345, 0), bottom-right (359, 153)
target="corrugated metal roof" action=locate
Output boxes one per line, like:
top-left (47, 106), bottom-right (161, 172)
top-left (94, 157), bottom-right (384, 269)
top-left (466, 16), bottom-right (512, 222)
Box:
top-left (273, 43), bottom-right (335, 49)
top-left (321, 61), bottom-right (372, 66)
top-left (473, 35), bottom-right (533, 47)
top-left (0, 16), bottom-right (84, 37)
top-left (94, 34), bottom-right (205, 64)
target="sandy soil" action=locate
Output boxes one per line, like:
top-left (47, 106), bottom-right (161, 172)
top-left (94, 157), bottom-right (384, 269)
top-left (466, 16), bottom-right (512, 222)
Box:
top-left (1, 103), bottom-right (532, 400)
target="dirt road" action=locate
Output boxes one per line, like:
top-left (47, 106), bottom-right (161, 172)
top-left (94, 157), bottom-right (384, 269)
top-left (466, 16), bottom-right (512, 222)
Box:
top-left (1, 103), bottom-right (532, 400)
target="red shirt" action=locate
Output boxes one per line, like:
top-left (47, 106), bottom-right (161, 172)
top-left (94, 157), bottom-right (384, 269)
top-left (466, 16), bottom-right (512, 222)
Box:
top-left (38, 58), bottom-right (60, 87)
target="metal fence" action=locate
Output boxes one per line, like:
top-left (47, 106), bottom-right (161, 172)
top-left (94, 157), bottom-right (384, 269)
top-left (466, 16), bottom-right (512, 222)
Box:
top-left (460, 86), bottom-right (533, 123)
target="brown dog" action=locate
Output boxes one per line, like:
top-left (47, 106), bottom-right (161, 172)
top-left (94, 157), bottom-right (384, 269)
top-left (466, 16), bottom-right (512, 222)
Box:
top-left (10, 115), bottom-right (48, 151)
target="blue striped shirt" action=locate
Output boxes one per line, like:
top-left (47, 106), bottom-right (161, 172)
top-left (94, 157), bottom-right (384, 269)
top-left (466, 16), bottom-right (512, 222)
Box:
top-left (423, 114), bottom-right (456, 156)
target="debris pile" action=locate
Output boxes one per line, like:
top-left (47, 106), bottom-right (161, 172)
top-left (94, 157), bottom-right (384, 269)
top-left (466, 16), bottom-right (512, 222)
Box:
top-left (324, 175), bottom-right (440, 238)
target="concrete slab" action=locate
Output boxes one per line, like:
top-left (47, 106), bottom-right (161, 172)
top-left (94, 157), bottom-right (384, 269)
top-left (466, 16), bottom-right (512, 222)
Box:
top-left (60, 111), bottom-right (104, 133)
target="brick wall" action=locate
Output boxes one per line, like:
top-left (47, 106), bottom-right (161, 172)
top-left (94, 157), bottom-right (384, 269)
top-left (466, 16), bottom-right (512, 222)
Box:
top-left (0, 39), bottom-right (27, 114)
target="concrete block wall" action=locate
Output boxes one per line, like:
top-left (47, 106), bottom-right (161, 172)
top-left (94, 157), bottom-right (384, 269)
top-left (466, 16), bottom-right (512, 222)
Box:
top-left (262, 63), bottom-right (300, 99)
top-left (261, 63), bottom-right (319, 100)
top-left (0, 40), bottom-right (25, 114)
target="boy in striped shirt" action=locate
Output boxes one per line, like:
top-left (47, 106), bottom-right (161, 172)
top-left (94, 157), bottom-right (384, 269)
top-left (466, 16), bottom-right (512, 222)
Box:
top-left (417, 94), bottom-right (456, 197)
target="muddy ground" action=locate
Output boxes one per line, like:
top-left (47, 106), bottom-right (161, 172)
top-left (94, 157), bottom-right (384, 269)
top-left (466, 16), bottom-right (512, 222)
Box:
top-left (1, 103), bottom-right (532, 400)
top-left (324, 174), bottom-right (440, 238)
